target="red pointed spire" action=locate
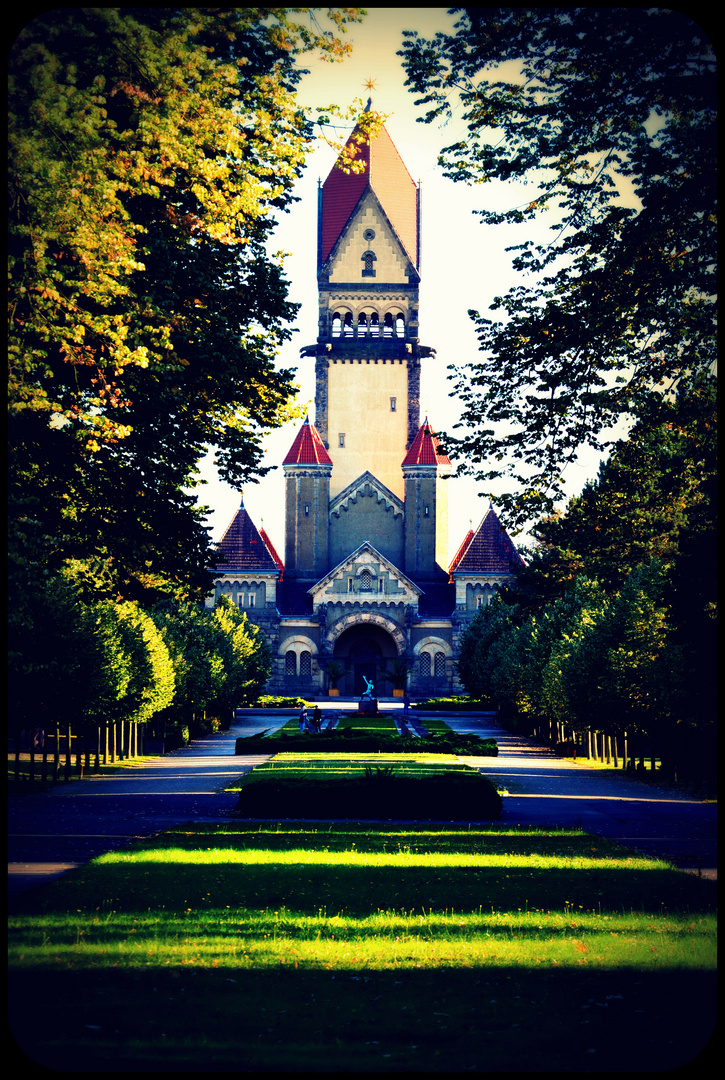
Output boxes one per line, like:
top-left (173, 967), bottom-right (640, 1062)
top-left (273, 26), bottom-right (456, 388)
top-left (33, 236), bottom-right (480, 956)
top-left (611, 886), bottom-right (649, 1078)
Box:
top-left (282, 416), bottom-right (333, 466)
top-left (320, 117), bottom-right (418, 266)
top-left (401, 419), bottom-right (451, 467)
top-left (260, 527), bottom-right (284, 580)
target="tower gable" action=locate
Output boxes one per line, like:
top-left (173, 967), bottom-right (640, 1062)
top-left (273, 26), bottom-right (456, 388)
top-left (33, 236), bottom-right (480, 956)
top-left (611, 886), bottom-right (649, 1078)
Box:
top-left (329, 471), bottom-right (404, 569)
top-left (324, 188), bottom-right (417, 286)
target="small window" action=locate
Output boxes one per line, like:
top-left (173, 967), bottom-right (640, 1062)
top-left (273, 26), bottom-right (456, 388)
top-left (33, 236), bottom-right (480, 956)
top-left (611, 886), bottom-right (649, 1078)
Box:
top-left (238, 594), bottom-right (245, 608)
top-left (339, 433), bottom-right (345, 447)
top-left (304, 502), bottom-right (310, 516)
top-left (300, 651), bottom-right (312, 677)
top-left (360, 569), bottom-right (372, 592)
top-left (424, 504), bottom-right (430, 517)
top-left (378, 579), bottom-right (384, 593)
top-left (476, 594), bottom-right (485, 608)
top-left (363, 228), bottom-right (376, 241)
top-left (348, 578), bottom-right (354, 593)
top-left (434, 652), bottom-right (446, 679)
top-left (390, 397), bottom-right (396, 412)
top-left (285, 651), bottom-right (297, 677)
top-left (362, 251), bottom-right (376, 277)
top-left (420, 653), bottom-right (431, 678)
top-left (248, 592), bottom-right (255, 608)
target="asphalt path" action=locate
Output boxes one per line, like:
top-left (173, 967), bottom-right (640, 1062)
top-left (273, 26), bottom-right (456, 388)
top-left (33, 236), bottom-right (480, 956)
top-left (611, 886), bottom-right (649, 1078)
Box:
top-left (8, 708), bottom-right (716, 905)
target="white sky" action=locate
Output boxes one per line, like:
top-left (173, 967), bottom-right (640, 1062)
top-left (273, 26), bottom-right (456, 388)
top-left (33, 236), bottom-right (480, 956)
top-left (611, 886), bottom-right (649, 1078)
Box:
top-left (198, 7), bottom-right (609, 560)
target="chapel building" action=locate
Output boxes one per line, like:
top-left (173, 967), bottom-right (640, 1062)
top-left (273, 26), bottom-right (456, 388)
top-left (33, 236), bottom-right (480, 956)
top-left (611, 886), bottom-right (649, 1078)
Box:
top-left (207, 109), bottom-right (525, 697)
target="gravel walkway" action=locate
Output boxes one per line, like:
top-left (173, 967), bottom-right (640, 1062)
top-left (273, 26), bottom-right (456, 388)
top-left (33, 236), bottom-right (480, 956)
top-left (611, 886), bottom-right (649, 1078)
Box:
top-left (8, 709), bottom-right (716, 904)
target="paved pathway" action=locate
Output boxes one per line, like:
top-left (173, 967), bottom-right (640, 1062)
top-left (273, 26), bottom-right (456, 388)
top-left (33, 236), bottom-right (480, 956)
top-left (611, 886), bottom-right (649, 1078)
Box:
top-left (440, 713), bottom-right (717, 878)
top-left (7, 715), bottom-right (285, 903)
top-left (8, 708), bottom-right (716, 904)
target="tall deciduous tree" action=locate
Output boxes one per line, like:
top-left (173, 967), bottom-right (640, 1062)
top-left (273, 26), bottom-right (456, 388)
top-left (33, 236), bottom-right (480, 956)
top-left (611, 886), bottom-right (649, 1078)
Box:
top-left (400, 7), bottom-right (716, 527)
top-left (8, 7), bottom-right (364, 602)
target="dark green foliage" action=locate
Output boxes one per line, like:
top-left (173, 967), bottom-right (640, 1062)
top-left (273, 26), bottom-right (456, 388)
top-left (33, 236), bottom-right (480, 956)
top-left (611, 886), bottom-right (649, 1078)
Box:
top-left (399, 9), bottom-right (716, 526)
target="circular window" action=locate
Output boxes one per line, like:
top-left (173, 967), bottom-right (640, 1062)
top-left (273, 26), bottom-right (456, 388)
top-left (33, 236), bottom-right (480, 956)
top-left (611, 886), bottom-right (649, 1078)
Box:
top-left (363, 228), bottom-right (376, 241)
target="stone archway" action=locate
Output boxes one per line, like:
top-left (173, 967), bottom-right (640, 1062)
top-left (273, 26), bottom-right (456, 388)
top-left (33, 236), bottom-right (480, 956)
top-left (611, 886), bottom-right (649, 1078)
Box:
top-left (331, 622), bottom-right (400, 698)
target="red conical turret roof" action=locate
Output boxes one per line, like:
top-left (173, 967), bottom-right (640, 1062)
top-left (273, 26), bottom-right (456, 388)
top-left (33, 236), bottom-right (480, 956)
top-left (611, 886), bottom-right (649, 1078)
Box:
top-left (401, 420), bottom-right (451, 467)
top-left (320, 113), bottom-right (418, 267)
top-left (282, 416), bottom-right (333, 466)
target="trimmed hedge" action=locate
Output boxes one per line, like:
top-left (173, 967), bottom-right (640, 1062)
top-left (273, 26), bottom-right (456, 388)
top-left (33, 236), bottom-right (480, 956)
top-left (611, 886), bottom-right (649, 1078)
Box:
top-left (413, 697), bottom-right (495, 711)
top-left (234, 769), bottom-right (503, 820)
top-left (234, 729), bottom-right (498, 756)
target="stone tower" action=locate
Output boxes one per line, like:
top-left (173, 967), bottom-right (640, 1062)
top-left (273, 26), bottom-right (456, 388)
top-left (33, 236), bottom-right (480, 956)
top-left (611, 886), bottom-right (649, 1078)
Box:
top-left (302, 106), bottom-right (435, 502)
top-left (209, 108), bottom-right (526, 699)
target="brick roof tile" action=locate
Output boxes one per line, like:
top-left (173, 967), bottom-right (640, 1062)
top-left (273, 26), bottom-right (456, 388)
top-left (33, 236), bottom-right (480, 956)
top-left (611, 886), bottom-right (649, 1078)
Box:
top-left (402, 420), bottom-right (451, 467)
top-left (454, 507), bottom-right (526, 575)
top-left (213, 499), bottom-right (279, 573)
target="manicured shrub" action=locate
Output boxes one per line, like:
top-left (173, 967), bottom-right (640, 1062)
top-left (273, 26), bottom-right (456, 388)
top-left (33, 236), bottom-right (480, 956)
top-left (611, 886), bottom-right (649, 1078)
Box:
top-left (235, 770), bottom-right (503, 820)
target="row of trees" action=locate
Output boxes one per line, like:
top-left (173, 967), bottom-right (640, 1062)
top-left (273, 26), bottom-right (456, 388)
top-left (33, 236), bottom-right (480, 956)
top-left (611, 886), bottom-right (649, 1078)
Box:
top-left (457, 378), bottom-right (716, 788)
top-left (8, 581), bottom-right (274, 751)
top-left (8, 9), bottom-right (365, 744)
top-left (9, 582), bottom-right (271, 750)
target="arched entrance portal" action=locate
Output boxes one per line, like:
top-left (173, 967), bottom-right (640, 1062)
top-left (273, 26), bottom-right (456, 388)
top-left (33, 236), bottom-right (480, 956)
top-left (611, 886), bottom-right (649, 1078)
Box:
top-left (333, 624), bottom-right (398, 698)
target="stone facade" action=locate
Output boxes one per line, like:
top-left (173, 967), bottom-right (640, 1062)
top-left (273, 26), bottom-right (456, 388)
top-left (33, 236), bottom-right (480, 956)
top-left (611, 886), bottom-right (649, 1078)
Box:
top-left (208, 111), bottom-right (524, 698)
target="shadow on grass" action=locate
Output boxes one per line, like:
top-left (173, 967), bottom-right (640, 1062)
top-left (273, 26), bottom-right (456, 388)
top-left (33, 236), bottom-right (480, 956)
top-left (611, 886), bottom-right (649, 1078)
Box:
top-left (11, 854), bottom-right (716, 920)
top-left (9, 966), bottom-right (716, 1073)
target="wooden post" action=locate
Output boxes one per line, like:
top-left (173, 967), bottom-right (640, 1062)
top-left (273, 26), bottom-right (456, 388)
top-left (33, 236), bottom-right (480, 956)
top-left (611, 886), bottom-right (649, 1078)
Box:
top-left (64, 724), bottom-right (72, 781)
top-left (612, 733), bottom-right (619, 769)
top-left (111, 722), bottom-right (116, 764)
top-left (14, 732), bottom-right (21, 782)
top-left (586, 730), bottom-right (592, 759)
top-left (41, 733), bottom-right (48, 784)
top-left (76, 732), bottom-right (83, 780)
top-left (53, 726), bottom-right (60, 783)
top-left (103, 723), bottom-right (108, 766)
top-left (622, 731), bottom-right (628, 770)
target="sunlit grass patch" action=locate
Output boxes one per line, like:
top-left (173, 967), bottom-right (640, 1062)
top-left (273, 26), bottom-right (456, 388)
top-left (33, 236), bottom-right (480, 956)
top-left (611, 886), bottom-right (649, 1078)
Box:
top-left (8, 822), bottom-right (716, 1073)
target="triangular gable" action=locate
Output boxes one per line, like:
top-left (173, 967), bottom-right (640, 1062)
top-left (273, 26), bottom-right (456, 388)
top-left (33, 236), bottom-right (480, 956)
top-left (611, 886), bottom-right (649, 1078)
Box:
top-left (307, 540), bottom-right (422, 600)
top-left (452, 507), bottom-right (526, 576)
top-left (322, 185), bottom-right (418, 282)
top-left (329, 470), bottom-right (404, 519)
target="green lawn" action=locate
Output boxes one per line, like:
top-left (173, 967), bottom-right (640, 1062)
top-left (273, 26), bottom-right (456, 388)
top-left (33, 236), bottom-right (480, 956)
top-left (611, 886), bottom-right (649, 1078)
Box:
top-left (8, 823), bottom-right (716, 1072)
